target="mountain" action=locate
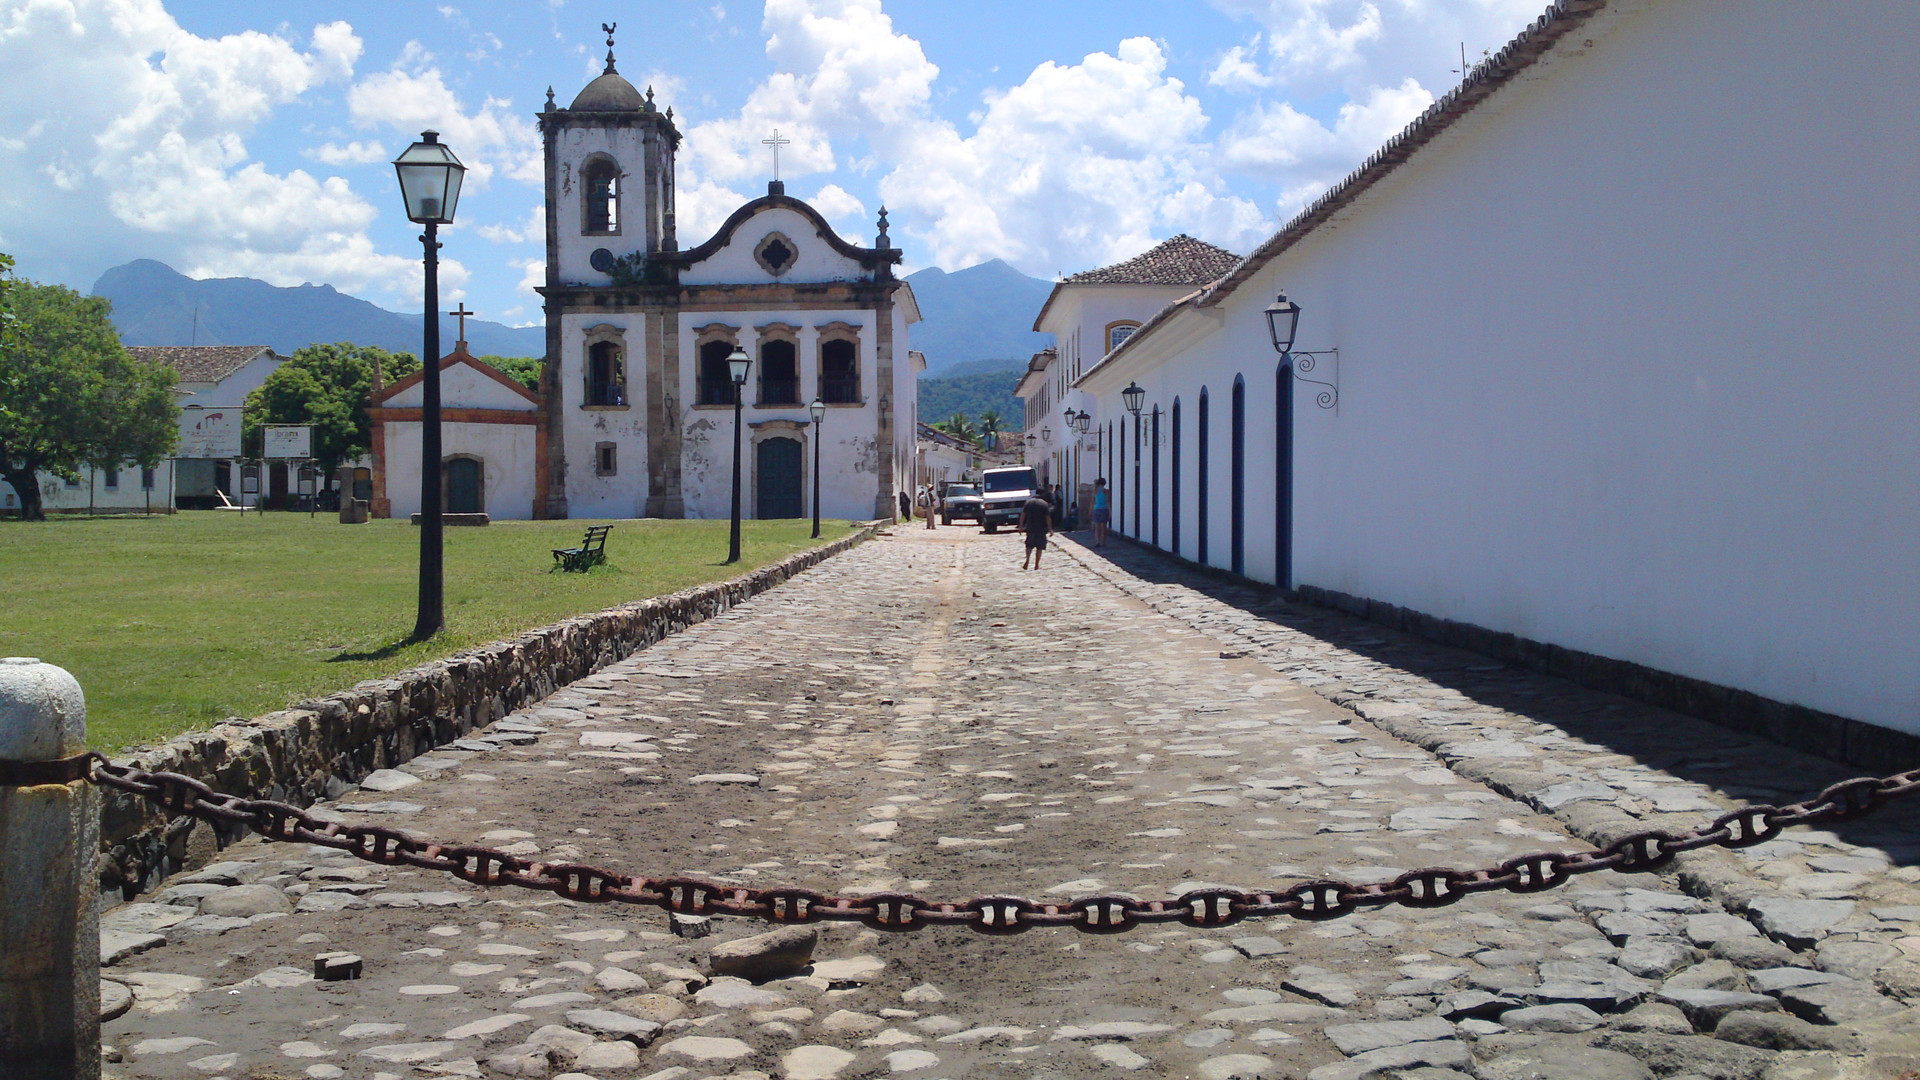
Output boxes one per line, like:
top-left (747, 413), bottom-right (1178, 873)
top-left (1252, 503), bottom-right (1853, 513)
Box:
top-left (918, 357), bottom-right (1027, 432)
top-left (92, 260), bottom-right (545, 358)
top-left (905, 259), bottom-right (1054, 376)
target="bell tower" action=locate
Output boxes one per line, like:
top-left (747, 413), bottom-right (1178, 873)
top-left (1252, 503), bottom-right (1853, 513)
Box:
top-left (539, 23), bottom-right (681, 288)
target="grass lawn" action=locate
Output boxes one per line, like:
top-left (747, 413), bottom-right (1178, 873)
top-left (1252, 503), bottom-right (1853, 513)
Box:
top-left (0, 512), bottom-right (857, 752)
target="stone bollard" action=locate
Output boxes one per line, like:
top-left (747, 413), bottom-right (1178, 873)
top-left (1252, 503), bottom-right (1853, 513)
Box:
top-left (0, 658), bottom-right (100, 1080)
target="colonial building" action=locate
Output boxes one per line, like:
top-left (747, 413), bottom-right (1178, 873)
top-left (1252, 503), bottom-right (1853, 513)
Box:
top-left (369, 340), bottom-right (545, 521)
top-left (1074, 0), bottom-right (1920, 749)
top-left (532, 41), bottom-right (918, 522)
top-left (1015, 236), bottom-right (1239, 518)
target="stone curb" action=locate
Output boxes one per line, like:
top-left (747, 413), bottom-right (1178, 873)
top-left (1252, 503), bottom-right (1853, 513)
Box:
top-left (98, 521), bottom-right (890, 897)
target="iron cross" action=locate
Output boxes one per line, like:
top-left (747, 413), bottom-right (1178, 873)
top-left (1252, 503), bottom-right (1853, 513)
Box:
top-left (762, 129), bottom-right (792, 181)
top-left (448, 303), bottom-right (476, 342)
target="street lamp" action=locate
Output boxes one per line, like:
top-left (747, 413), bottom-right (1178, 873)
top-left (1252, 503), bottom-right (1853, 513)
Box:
top-left (1122, 382), bottom-right (1145, 418)
top-left (1123, 384), bottom-right (1145, 539)
top-left (809, 397), bottom-right (826, 539)
top-left (1264, 293), bottom-right (1302, 358)
top-left (1072, 410), bottom-right (1090, 434)
top-left (726, 345), bottom-right (751, 564)
top-left (392, 130), bottom-right (465, 641)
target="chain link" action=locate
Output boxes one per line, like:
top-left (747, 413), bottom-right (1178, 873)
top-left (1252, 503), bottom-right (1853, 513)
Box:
top-left (76, 754), bottom-right (1920, 935)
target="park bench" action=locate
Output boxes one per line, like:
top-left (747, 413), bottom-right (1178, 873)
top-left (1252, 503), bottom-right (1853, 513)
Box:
top-left (551, 524), bottom-right (613, 572)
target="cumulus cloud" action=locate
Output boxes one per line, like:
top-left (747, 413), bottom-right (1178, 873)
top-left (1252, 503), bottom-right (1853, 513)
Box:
top-left (1207, 0), bottom-right (1542, 92)
top-left (306, 139), bottom-right (390, 166)
top-left (0, 0), bottom-right (411, 295)
top-left (1219, 77), bottom-right (1432, 214)
top-left (346, 59), bottom-right (542, 186)
top-left (476, 205), bottom-right (546, 245)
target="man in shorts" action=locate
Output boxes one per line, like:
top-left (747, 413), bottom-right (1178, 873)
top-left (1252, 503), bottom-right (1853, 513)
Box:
top-left (1019, 489), bottom-right (1053, 570)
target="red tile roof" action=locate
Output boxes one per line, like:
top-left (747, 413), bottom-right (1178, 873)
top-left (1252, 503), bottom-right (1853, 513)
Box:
top-left (127, 346), bottom-right (276, 384)
top-left (1064, 235), bottom-right (1242, 287)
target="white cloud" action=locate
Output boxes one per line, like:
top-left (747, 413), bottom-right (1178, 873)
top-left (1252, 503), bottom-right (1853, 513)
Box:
top-left (346, 59), bottom-right (542, 186)
top-left (1206, 0), bottom-right (1542, 93)
top-left (477, 205), bottom-right (545, 245)
top-left (1208, 40), bottom-right (1273, 91)
top-left (1219, 77), bottom-right (1433, 214)
top-left (0, 0), bottom-right (422, 297)
top-left (306, 139), bottom-right (389, 166)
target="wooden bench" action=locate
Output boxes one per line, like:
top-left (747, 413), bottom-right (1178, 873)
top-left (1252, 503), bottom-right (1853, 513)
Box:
top-left (551, 524), bottom-right (612, 572)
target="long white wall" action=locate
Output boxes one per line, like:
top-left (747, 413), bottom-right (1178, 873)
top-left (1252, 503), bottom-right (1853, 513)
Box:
top-left (1086, 0), bottom-right (1920, 733)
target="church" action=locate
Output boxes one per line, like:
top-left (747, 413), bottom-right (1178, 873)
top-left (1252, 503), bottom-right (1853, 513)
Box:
top-left (374, 33), bottom-right (920, 523)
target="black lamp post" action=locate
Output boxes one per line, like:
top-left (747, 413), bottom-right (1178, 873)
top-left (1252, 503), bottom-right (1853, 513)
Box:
top-left (392, 130), bottom-right (465, 641)
top-left (1264, 293), bottom-right (1302, 589)
top-left (809, 397), bottom-right (825, 539)
top-left (726, 345), bottom-right (751, 564)
top-left (1123, 383), bottom-right (1144, 537)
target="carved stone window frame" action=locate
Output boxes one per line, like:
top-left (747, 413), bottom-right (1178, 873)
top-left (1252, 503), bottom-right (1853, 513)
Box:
top-left (581, 153), bottom-right (622, 237)
top-left (693, 323), bottom-right (742, 409)
top-left (581, 323), bottom-right (630, 410)
top-left (593, 442), bottom-right (617, 477)
top-left (753, 231), bottom-right (798, 277)
top-left (816, 321), bottom-right (863, 406)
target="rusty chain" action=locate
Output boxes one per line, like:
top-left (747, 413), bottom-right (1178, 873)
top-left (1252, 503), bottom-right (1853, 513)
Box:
top-left (47, 754), bottom-right (1920, 934)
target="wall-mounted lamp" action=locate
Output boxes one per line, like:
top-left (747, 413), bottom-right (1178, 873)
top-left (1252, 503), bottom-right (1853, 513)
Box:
top-left (1122, 382), bottom-right (1144, 417)
top-left (1264, 292), bottom-right (1301, 357)
top-left (1264, 291), bottom-right (1337, 410)
top-left (1070, 410), bottom-right (1091, 434)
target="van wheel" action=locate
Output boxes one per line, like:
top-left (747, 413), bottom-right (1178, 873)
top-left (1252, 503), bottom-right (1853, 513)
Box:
top-left (983, 524), bottom-right (997, 534)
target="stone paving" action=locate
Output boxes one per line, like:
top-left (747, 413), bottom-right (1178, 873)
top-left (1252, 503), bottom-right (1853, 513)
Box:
top-left (97, 526), bottom-right (1920, 1080)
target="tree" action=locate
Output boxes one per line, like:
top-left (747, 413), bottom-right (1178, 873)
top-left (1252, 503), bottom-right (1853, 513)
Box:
top-left (0, 278), bottom-right (179, 520)
top-left (977, 408), bottom-right (1004, 445)
top-left (476, 355), bottom-right (544, 393)
top-left (934, 412), bottom-right (979, 445)
top-left (243, 343), bottom-right (419, 478)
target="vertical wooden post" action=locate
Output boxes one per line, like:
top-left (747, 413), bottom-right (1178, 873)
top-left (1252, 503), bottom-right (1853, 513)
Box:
top-left (0, 657), bottom-right (99, 1080)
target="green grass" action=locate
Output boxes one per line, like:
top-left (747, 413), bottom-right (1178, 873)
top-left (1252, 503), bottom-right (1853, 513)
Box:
top-left (0, 512), bottom-right (856, 752)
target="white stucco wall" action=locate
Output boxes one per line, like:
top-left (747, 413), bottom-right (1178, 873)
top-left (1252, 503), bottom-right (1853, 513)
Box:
top-left (551, 124), bottom-right (659, 286)
top-left (382, 421), bottom-right (541, 520)
top-left (1082, 0), bottom-right (1920, 733)
top-left (680, 206), bottom-right (874, 286)
top-left (554, 313), bottom-right (651, 519)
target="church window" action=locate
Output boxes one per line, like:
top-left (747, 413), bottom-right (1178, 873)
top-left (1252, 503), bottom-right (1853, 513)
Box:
top-left (582, 157), bottom-right (620, 235)
top-left (753, 232), bottom-right (798, 276)
top-left (819, 338), bottom-right (859, 404)
top-left (595, 443), bottom-right (617, 477)
top-left (586, 340), bottom-right (626, 406)
top-left (1106, 321), bottom-right (1141, 353)
top-left (759, 339), bottom-right (799, 405)
top-left (698, 339), bottom-right (737, 406)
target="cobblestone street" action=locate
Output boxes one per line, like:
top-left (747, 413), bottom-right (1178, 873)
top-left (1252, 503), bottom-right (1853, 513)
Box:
top-left (100, 527), bottom-right (1920, 1080)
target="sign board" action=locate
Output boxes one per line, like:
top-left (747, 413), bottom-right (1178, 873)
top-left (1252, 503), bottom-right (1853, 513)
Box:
top-left (177, 406), bottom-right (242, 458)
top-left (264, 425), bottom-right (313, 459)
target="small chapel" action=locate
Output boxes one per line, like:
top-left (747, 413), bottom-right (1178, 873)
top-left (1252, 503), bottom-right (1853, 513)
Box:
top-left (373, 28), bottom-right (920, 523)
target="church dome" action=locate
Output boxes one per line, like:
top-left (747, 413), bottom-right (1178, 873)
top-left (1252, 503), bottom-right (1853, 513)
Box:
top-left (570, 71), bottom-right (644, 111)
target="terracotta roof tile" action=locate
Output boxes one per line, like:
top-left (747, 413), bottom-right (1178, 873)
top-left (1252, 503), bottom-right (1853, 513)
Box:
top-left (1064, 235), bottom-right (1242, 287)
top-left (127, 346), bottom-right (276, 384)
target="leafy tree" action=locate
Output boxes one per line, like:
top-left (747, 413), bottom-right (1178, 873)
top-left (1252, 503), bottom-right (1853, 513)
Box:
top-left (0, 279), bottom-right (178, 520)
top-left (476, 355), bottom-right (544, 393)
top-left (243, 343), bottom-right (418, 476)
top-left (977, 408), bottom-right (1004, 444)
top-left (934, 412), bottom-right (980, 445)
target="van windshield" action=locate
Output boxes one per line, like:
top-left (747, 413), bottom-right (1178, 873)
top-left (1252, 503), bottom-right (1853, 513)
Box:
top-left (983, 471), bottom-right (1036, 493)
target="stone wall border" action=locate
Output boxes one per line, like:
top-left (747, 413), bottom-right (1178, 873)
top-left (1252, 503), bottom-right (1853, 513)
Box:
top-left (98, 521), bottom-right (888, 898)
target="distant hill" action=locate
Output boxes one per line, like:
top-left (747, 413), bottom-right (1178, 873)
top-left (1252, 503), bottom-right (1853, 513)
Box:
top-left (919, 357), bottom-right (1026, 433)
top-left (905, 259), bottom-right (1054, 376)
top-left (92, 260), bottom-right (545, 358)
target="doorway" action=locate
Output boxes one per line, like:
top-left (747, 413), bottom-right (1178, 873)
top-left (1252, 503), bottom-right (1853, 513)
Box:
top-left (445, 457), bottom-right (484, 514)
top-left (756, 437), bottom-right (803, 518)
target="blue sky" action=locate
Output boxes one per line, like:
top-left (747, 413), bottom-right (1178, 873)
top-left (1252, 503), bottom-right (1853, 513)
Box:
top-left (0, 0), bottom-right (1543, 326)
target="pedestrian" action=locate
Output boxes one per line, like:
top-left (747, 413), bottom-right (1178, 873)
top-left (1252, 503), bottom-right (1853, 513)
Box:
top-left (1091, 477), bottom-right (1110, 547)
top-left (925, 483), bottom-right (938, 530)
top-left (1019, 487), bottom-right (1053, 570)
top-left (1051, 484), bottom-right (1065, 529)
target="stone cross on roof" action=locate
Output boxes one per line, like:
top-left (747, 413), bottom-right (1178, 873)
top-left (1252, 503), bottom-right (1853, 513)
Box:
top-left (762, 129), bottom-right (791, 182)
top-left (449, 303), bottom-right (476, 348)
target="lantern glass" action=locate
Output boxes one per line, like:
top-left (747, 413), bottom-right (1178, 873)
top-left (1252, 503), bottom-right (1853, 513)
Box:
top-left (1122, 382), bottom-right (1145, 417)
top-left (728, 346), bottom-right (751, 384)
top-left (809, 398), bottom-right (826, 424)
top-left (1264, 293), bottom-right (1301, 356)
top-left (1074, 411), bottom-right (1090, 434)
top-left (1041, 427), bottom-right (1052, 442)
top-left (392, 131), bottom-right (466, 225)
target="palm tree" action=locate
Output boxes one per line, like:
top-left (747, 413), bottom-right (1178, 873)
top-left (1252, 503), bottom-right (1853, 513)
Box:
top-left (937, 412), bottom-right (979, 444)
top-left (977, 409), bottom-right (1004, 445)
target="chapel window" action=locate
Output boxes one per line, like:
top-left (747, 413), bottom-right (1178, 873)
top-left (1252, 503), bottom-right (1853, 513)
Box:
top-left (759, 339), bottom-right (799, 405)
top-left (698, 340), bottom-right (737, 406)
top-left (820, 339), bottom-right (859, 404)
top-left (1107, 322), bottom-right (1140, 353)
top-left (586, 340), bottom-right (626, 406)
top-left (583, 158), bottom-right (620, 235)
top-left (595, 442), bottom-right (617, 477)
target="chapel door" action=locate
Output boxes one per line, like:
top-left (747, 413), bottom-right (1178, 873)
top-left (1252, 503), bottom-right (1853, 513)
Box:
top-left (756, 438), bottom-right (803, 519)
top-left (446, 458), bottom-right (484, 514)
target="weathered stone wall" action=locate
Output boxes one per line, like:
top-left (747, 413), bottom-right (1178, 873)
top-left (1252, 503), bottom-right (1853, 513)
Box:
top-left (97, 523), bottom-right (883, 898)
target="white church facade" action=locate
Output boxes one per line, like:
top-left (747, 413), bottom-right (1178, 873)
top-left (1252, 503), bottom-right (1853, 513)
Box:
top-left (372, 39), bottom-right (918, 525)
top-left (1073, 0), bottom-right (1920, 749)
top-left (536, 44), bottom-right (917, 523)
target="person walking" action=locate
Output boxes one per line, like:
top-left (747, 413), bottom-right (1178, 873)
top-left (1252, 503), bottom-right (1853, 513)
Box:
top-left (925, 483), bottom-right (939, 530)
top-left (1051, 484), bottom-right (1066, 530)
top-left (1090, 477), bottom-right (1111, 547)
top-left (1019, 487), bottom-right (1053, 570)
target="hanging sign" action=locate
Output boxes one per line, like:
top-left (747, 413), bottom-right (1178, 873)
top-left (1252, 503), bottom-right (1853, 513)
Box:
top-left (177, 406), bottom-right (243, 458)
top-left (264, 425), bottom-right (313, 459)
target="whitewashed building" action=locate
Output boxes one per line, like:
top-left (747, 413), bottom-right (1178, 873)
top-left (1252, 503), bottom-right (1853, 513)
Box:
top-left (0, 344), bottom-right (286, 513)
top-left (1075, 0), bottom-right (1920, 750)
top-left (370, 343), bottom-right (545, 520)
top-left (531, 44), bottom-right (917, 522)
top-left (1017, 237), bottom-right (1240, 516)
